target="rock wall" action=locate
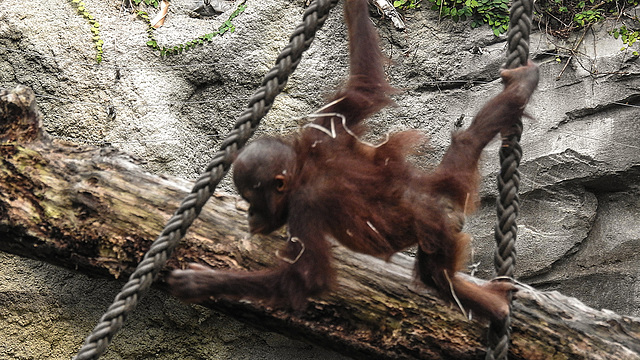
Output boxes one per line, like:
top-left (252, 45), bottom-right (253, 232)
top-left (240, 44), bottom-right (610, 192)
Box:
top-left (1, 0), bottom-right (639, 358)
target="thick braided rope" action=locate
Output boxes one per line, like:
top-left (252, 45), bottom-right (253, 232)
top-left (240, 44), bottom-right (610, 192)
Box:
top-left (485, 0), bottom-right (532, 358)
top-left (73, 1), bottom-right (338, 358)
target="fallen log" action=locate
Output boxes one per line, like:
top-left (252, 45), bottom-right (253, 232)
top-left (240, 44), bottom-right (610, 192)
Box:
top-left (1, 85), bottom-right (639, 359)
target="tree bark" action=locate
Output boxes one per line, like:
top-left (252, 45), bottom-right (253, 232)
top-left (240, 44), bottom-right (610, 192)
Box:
top-left (1, 85), bottom-right (639, 360)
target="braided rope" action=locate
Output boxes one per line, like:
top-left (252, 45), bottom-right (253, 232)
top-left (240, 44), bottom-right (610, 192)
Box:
top-left (485, 0), bottom-right (532, 358)
top-left (73, 1), bottom-right (338, 358)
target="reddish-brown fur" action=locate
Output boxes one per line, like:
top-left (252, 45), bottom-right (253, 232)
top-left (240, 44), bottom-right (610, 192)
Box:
top-left (167, 0), bottom-right (539, 322)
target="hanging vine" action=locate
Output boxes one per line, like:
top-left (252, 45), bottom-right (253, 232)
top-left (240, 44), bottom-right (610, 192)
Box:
top-left (137, 1), bottom-right (247, 57)
top-left (69, 0), bottom-right (104, 63)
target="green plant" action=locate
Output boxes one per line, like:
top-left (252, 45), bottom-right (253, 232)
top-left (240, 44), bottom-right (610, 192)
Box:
top-left (470, 0), bottom-right (510, 35)
top-left (573, 8), bottom-right (604, 26)
top-left (612, 25), bottom-right (640, 55)
top-left (69, 0), bottom-right (104, 63)
top-left (139, 1), bottom-right (247, 56)
top-left (394, 0), bottom-right (422, 9)
top-left (395, 0), bottom-right (639, 40)
top-left (132, 0), bottom-right (160, 7)
top-left (408, 0), bottom-right (510, 36)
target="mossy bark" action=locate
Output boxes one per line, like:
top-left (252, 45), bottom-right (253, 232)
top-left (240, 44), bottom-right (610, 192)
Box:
top-left (2, 85), bottom-right (639, 359)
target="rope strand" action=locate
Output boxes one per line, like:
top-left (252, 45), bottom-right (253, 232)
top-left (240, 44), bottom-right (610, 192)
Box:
top-left (485, 0), bottom-right (532, 358)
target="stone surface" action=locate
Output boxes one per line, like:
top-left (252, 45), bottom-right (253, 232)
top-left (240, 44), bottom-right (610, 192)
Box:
top-left (0, 252), bottom-right (348, 359)
top-left (1, 0), bottom-right (639, 358)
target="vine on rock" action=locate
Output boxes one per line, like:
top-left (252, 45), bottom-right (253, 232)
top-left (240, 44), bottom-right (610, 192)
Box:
top-left (393, 0), bottom-right (510, 35)
top-left (394, 0), bottom-right (640, 51)
top-left (138, 1), bottom-right (247, 57)
top-left (69, 0), bottom-right (104, 63)
top-left (613, 24), bottom-right (639, 56)
top-left (132, 0), bottom-right (160, 7)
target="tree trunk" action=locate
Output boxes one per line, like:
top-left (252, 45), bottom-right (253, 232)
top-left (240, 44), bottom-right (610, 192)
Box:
top-left (1, 85), bottom-right (639, 360)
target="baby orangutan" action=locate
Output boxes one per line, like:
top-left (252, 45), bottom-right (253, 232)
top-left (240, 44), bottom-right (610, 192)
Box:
top-left (168, 0), bottom-right (539, 322)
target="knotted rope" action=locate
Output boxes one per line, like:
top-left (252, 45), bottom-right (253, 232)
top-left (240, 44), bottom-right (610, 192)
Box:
top-left (73, 0), bottom-right (338, 358)
top-left (486, 0), bottom-right (533, 358)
